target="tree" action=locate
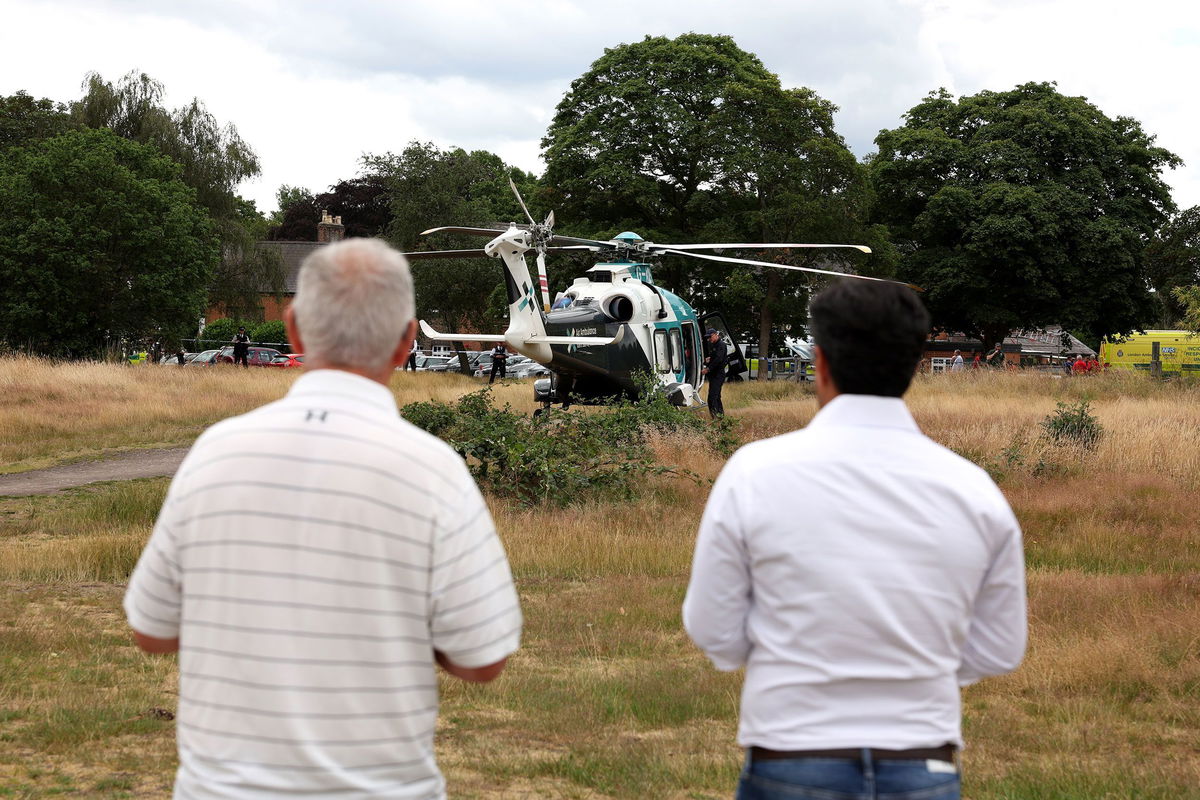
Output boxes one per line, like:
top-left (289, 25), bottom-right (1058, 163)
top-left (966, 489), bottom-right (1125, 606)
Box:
top-left (1145, 207), bottom-right (1200, 326)
top-left (267, 185), bottom-right (319, 240)
top-left (870, 82), bottom-right (1180, 347)
top-left (71, 71), bottom-right (283, 318)
top-left (366, 142), bottom-right (536, 373)
top-left (267, 174), bottom-right (392, 241)
top-left (541, 34), bottom-right (889, 361)
top-left (0, 129), bottom-right (218, 356)
top-left (0, 91), bottom-right (73, 151)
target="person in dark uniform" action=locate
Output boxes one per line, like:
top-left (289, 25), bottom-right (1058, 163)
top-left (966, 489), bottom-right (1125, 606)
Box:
top-left (488, 343), bottom-right (508, 384)
top-left (233, 327), bottom-right (251, 367)
top-left (702, 328), bottom-right (727, 418)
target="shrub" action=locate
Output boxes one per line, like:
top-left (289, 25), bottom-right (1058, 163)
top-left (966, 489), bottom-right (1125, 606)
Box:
top-left (250, 320), bottom-right (288, 349)
top-left (197, 317), bottom-right (249, 349)
top-left (401, 382), bottom-right (735, 506)
top-left (1041, 399), bottom-right (1103, 450)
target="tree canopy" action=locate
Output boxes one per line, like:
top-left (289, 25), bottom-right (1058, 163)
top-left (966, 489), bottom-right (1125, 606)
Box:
top-left (871, 82), bottom-right (1180, 346)
top-left (1144, 206), bottom-right (1200, 326)
top-left (267, 174), bottom-right (392, 241)
top-left (541, 33), bottom-right (890, 357)
top-left (0, 128), bottom-right (219, 356)
top-left (0, 91), bottom-right (73, 152)
top-left (366, 142), bottom-right (538, 348)
top-left (71, 71), bottom-right (283, 320)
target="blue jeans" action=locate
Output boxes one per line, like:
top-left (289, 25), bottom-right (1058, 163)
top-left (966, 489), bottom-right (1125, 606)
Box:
top-left (736, 750), bottom-right (960, 800)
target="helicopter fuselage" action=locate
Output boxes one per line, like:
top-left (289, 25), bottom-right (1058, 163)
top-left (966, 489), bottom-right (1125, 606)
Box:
top-left (535, 262), bottom-right (704, 406)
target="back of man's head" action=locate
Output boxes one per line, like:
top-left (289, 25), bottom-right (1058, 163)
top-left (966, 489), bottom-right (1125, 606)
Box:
top-left (809, 280), bottom-right (930, 397)
top-left (291, 238), bottom-right (414, 373)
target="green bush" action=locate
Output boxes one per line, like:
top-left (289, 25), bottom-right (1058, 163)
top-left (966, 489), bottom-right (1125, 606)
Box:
top-left (1041, 399), bottom-right (1103, 450)
top-left (250, 320), bottom-right (288, 349)
top-left (401, 382), bottom-right (735, 506)
top-left (197, 317), bottom-right (249, 349)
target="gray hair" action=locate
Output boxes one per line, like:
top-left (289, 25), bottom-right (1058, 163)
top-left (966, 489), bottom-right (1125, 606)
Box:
top-left (291, 238), bottom-right (414, 372)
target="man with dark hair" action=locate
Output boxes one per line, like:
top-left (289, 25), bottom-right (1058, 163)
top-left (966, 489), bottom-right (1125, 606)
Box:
top-left (702, 328), bottom-right (727, 418)
top-left (684, 280), bottom-right (1026, 800)
top-left (232, 326), bottom-right (250, 367)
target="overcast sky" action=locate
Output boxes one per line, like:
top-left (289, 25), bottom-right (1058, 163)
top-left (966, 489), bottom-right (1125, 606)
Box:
top-left (3, 0), bottom-right (1198, 216)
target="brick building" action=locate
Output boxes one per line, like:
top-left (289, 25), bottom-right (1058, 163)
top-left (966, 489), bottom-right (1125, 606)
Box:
top-left (205, 211), bottom-right (346, 323)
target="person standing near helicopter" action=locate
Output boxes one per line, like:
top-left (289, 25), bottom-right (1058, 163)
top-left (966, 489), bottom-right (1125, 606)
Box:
top-left (488, 343), bottom-right (508, 384)
top-left (702, 328), bottom-right (727, 418)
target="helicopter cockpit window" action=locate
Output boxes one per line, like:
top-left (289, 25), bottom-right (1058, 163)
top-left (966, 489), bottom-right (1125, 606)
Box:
top-left (669, 329), bottom-right (683, 374)
top-left (654, 330), bottom-right (671, 373)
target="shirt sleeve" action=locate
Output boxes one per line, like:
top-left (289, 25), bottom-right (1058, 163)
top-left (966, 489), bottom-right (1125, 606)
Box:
top-left (958, 503), bottom-right (1027, 686)
top-left (429, 467), bottom-right (522, 669)
top-left (683, 452), bottom-right (753, 671)
top-left (123, 496), bottom-right (185, 640)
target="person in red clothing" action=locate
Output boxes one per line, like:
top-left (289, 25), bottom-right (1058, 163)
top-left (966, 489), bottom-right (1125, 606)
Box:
top-left (1087, 356), bottom-right (1101, 373)
top-left (1072, 355), bottom-right (1087, 374)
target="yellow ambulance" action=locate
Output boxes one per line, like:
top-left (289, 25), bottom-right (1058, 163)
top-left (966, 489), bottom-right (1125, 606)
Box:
top-left (1098, 330), bottom-right (1200, 375)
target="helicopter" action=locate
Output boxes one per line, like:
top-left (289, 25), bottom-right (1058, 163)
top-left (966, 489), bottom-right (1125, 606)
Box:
top-left (403, 180), bottom-right (902, 411)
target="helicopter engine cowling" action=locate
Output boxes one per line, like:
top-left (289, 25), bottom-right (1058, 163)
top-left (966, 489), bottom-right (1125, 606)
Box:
top-left (603, 294), bottom-right (636, 323)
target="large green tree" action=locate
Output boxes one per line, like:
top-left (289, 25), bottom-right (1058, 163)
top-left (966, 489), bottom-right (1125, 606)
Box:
top-left (71, 71), bottom-right (283, 319)
top-left (0, 128), bottom-right (219, 356)
top-left (871, 82), bottom-right (1180, 347)
top-left (0, 91), bottom-right (73, 151)
top-left (1144, 206), bottom-right (1200, 326)
top-left (366, 142), bottom-right (537, 372)
top-left (541, 34), bottom-right (890, 359)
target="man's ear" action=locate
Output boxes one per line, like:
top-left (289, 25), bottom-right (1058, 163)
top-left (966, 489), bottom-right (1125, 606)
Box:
top-left (284, 306), bottom-right (304, 355)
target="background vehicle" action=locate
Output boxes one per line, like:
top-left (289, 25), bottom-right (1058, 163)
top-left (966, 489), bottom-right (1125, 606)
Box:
top-left (186, 349), bottom-right (221, 365)
top-left (427, 351), bottom-right (485, 373)
top-left (269, 354), bottom-right (305, 368)
top-left (414, 354), bottom-right (452, 371)
top-left (214, 346), bottom-right (282, 366)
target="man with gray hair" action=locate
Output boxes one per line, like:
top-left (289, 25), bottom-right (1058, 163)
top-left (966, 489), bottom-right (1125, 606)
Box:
top-left (124, 238), bottom-right (522, 798)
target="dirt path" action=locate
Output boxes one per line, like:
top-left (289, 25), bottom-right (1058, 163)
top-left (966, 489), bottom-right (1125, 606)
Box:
top-left (0, 448), bottom-right (189, 496)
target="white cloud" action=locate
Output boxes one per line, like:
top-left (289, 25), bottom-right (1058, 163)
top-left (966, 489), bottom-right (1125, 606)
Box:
top-left (2, 0), bottom-right (1197, 214)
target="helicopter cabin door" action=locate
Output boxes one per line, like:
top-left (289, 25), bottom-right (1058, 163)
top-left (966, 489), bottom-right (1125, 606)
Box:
top-left (698, 312), bottom-right (748, 381)
top-left (680, 321), bottom-right (701, 387)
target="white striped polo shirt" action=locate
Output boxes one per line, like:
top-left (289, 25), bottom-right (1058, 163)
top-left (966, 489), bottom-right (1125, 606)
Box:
top-left (124, 369), bottom-right (522, 799)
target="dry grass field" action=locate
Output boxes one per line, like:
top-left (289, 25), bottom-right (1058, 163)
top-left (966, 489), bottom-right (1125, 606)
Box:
top-left (1, 357), bottom-right (1199, 798)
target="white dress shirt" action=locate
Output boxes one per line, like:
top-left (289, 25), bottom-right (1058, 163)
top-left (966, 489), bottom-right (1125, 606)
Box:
top-left (683, 394), bottom-right (1025, 751)
top-left (125, 370), bottom-right (522, 799)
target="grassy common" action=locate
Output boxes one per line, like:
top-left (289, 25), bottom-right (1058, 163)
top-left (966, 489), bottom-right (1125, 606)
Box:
top-left (1, 359), bottom-right (1199, 797)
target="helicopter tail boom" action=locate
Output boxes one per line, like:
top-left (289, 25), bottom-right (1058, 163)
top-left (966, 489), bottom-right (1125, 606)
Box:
top-left (419, 320), bottom-right (621, 347)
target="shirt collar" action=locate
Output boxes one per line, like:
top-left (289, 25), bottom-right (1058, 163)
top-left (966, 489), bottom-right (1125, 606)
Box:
top-left (287, 369), bottom-right (400, 417)
top-left (806, 394), bottom-right (920, 433)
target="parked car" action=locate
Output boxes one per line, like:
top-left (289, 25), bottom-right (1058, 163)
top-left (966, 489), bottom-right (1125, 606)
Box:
top-left (214, 346), bottom-right (282, 366)
top-left (428, 351), bottom-right (485, 373)
top-left (414, 354), bottom-right (452, 371)
top-left (473, 354), bottom-right (547, 379)
top-left (269, 354), bottom-right (305, 368)
top-left (186, 349), bottom-right (221, 365)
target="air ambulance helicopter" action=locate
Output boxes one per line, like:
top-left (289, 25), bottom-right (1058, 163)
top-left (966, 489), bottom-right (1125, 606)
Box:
top-left (404, 180), bottom-right (901, 411)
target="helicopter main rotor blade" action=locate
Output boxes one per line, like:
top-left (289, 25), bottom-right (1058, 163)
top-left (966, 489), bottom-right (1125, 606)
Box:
top-left (509, 177), bottom-right (536, 226)
top-left (658, 249), bottom-right (922, 290)
top-left (401, 249), bottom-right (490, 260)
top-left (420, 225), bottom-right (508, 238)
top-left (548, 234), bottom-right (616, 249)
top-left (650, 242), bottom-right (873, 254)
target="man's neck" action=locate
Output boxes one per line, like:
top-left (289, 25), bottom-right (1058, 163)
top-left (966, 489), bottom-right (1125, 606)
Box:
top-left (303, 361), bottom-right (393, 387)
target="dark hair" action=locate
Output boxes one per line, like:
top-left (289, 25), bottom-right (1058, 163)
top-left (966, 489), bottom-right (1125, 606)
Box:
top-left (809, 280), bottom-right (930, 397)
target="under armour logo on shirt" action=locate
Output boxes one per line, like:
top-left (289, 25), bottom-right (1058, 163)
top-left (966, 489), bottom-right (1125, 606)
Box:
top-left (305, 410), bottom-right (328, 422)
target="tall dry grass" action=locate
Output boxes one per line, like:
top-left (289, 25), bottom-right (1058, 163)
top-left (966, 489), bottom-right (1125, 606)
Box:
top-left (3, 360), bottom-right (1200, 796)
top-left (0, 356), bottom-right (536, 472)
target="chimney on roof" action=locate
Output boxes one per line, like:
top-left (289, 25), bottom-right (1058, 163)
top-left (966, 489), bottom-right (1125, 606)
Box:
top-left (317, 209), bottom-right (345, 243)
